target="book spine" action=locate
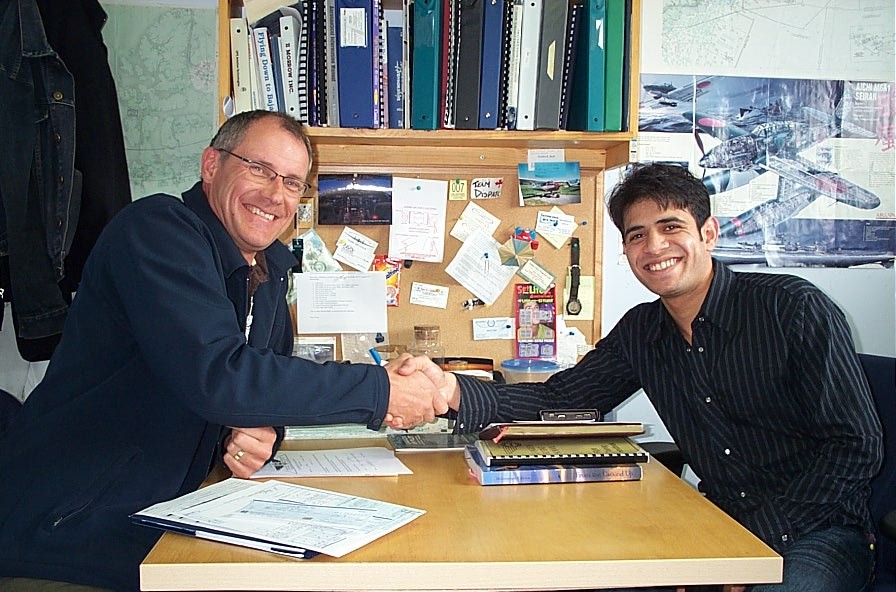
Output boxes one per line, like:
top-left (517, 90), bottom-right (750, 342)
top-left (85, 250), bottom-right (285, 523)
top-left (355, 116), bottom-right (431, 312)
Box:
top-left (229, 17), bottom-right (254, 114)
top-left (253, 27), bottom-right (280, 112)
top-left (278, 15), bottom-right (302, 119)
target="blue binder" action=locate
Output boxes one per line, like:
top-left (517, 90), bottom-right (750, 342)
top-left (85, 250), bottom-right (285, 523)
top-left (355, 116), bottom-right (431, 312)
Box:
top-left (567, 0), bottom-right (606, 131)
top-left (335, 0), bottom-right (378, 128)
top-left (411, 0), bottom-right (442, 129)
top-left (477, 0), bottom-right (504, 129)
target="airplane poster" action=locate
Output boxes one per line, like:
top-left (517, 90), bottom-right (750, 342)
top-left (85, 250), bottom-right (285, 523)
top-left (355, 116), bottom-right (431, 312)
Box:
top-left (636, 73), bottom-right (895, 268)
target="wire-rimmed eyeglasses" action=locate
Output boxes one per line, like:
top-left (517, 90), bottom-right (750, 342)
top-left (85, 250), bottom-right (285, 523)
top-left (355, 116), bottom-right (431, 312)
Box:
top-left (218, 149), bottom-right (313, 197)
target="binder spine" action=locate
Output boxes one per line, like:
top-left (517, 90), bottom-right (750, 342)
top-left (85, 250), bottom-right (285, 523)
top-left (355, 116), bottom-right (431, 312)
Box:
top-left (374, 0), bottom-right (386, 128)
top-left (503, 0), bottom-right (523, 129)
top-left (558, 2), bottom-right (582, 130)
top-left (441, 0), bottom-right (460, 128)
top-left (297, 2), bottom-right (312, 123)
top-left (253, 27), bottom-right (280, 112)
top-left (496, 0), bottom-right (515, 129)
top-left (324, 0), bottom-right (340, 126)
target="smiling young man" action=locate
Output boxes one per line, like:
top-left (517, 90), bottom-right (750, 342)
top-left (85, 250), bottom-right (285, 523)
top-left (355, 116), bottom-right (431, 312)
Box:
top-left (0, 110), bottom-right (447, 592)
top-left (439, 162), bottom-right (883, 591)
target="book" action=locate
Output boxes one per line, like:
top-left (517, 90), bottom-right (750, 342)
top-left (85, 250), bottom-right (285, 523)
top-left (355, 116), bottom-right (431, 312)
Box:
top-left (567, 0), bottom-right (606, 131)
top-left (385, 18), bottom-right (404, 128)
top-left (532, 0), bottom-right (567, 130)
top-left (453, 0), bottom-right (485, 129)
top-left (478, 421), bottom-right (644, 443)
top-left (464, 445), bottom-right (642, 485)
top-left (474, 436), bottom-right (650, 467)
top-left (477, 0), bottom-right (505, 129)
top-left (335, 0), bottom-right (379, 128)
top-left (602, 0), bottom-right (625, 131)
top-left (229, 17), bottom-right (254, 114)
top-left (514, 0), bottom-right (542, 131)
top-left (387, 433), bottom-right (478, 451)
top-left (278, 14), bottom-right (302, 118)
top-left (252, 26), bottom-right (280, 112)
top-left (410, 0), bottom-right (442, 129)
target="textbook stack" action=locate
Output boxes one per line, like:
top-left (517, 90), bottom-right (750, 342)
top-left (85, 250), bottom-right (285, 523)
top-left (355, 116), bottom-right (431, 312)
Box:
top-left (464, 421), bottom-right (649, 486)
top-left (230, 0), bottom-right (631, 131)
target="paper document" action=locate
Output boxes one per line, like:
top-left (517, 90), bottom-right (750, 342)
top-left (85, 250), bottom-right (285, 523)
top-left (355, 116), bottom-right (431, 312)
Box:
top-left (251, 447), bottom-right (413, 478)
top-left (132, 477), bottom-right (425, 558)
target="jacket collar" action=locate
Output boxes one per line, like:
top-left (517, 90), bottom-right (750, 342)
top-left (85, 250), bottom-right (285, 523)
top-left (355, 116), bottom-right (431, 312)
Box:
top-left (181, 181), bottom-right (296, 279)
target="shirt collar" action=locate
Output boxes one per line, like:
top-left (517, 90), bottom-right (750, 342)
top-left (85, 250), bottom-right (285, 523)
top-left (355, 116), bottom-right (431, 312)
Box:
top-left (647, 258), bottom-right (742, 343)
top-left (181, 181), bottom-right (296, 278)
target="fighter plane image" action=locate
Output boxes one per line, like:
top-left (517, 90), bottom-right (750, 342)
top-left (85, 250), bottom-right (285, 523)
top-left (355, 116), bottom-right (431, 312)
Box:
top-left (687, 108), bottom-right (882, 239)
top-left (642, 77), bottom-right (713, 105)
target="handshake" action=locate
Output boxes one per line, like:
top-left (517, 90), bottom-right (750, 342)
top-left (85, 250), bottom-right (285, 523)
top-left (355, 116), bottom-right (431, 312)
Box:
top-left (382, 354), bottom-right (460, 430)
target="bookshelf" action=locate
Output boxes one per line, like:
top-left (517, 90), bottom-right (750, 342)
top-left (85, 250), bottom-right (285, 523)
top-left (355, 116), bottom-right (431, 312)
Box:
top-left (217, 0), bottom-right (641, 365)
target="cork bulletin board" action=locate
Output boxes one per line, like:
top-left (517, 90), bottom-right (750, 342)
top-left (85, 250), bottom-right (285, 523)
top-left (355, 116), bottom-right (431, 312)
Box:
top-left (285, 140), bottom-right (613, 366)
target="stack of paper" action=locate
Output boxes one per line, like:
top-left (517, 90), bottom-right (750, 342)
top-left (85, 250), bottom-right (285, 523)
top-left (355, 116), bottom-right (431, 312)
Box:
top-left (131, 477), bottom-right (424, 558)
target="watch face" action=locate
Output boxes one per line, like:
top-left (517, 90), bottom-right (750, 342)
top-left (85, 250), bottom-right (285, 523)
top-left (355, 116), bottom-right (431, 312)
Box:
top-left (566, 298), bottom-right (582, 316)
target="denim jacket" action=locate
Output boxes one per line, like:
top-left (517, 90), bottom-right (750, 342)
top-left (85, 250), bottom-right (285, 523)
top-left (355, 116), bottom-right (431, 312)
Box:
top-left (0, 0), bottom-right (80, 340)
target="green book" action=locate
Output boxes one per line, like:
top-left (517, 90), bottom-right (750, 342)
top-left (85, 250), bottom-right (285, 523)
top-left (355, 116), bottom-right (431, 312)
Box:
top-left (474, 436), bottom-right (649, 467)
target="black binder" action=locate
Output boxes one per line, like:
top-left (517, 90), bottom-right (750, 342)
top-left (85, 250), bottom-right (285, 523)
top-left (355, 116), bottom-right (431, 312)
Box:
top-left (532, 0), bottom-right (567, 130)
top-left (453, 0), bottom-right (486, 129)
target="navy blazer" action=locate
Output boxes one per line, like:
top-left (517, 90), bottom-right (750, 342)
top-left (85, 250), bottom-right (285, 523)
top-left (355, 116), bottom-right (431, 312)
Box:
top-left (0, 182), bottom-right (390, 590)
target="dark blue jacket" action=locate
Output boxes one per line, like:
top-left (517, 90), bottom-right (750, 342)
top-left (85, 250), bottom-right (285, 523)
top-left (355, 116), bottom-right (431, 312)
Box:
top-left (0, 182), bottom-right (389, 591)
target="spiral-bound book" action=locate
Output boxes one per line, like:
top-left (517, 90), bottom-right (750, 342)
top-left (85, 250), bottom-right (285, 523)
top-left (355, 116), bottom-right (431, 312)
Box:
top-left (464, 446), bottom-right (642, 485)
top-left (474, 435), bottom-right (649, 467)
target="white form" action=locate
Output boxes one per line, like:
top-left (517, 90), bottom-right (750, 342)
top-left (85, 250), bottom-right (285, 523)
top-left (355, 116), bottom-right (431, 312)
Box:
top-left (251, 446), bottom-right (413, 478)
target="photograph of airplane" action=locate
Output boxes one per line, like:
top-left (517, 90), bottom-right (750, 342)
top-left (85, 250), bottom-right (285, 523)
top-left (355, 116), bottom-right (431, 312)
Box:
top-left (637, 74), bottom-right (895, 267)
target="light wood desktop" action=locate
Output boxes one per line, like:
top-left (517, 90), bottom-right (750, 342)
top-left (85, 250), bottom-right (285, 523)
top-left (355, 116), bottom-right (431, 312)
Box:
top-left (140, 439), bottom-right (782, 591)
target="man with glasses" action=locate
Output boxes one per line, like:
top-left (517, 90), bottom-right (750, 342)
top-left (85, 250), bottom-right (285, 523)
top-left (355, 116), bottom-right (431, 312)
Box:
top-left (0, 110), bottom-right (449, 592)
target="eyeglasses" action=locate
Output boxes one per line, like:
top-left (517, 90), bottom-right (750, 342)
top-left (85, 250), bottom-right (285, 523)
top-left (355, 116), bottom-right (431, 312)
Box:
top-left (218, 149), bottom-right (313, 197)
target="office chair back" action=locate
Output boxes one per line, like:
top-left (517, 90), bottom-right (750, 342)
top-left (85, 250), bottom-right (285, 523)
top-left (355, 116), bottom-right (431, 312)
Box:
top-left (861, 353), bottom-right (896, 592)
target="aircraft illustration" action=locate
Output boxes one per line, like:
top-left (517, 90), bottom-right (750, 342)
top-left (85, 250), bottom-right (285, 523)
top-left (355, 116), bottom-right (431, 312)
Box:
top-left (641, 76), bottom-right (713, 105)
top-left (687, 108), bottom-right (882, 239)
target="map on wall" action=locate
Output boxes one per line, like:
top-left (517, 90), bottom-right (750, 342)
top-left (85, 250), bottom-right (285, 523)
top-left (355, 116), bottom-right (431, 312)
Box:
top-left (641, 0), bottom-right (895, 81)
top-left (100, 0), bottom-right (219, 199)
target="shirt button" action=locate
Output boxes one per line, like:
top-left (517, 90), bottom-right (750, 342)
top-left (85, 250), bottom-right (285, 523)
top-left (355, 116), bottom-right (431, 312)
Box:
top-left (740, 491), bottom-right (746, 498)
top-left (724, 448), bottom-right (731, 455)
top-left (697, 346), bottom-right (704, 353)
top-left (705, 396), bottom-right (712, 403)
top-left (686, 347), bottom-right (692, 353)
top-left (459, 423), bottom-right (465, 429)
top-left (698, 316), bottom-right (705, 322)
top-left (53, 91), bottom-right (64, 101)
top-left (781, 534), bottom-right (789, 543)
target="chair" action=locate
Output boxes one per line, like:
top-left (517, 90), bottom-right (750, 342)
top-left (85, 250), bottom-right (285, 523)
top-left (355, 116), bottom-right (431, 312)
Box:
top-left (861, 353), bottom-right (896, 592)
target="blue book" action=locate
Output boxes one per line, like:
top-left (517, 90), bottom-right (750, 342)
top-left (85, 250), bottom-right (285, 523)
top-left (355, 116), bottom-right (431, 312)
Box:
top-left (464, 446), bottom-right (643, 486)
top-left (335, 0), bottom-right (379, 127)
top-left (386, 24), bottom-right (404, 128)
top-left (567, 0), bottom-right (606, 131)
top-left (477, 0), bottom-right (505, 129)
top-left (411, 0), bottom-right (442, 129)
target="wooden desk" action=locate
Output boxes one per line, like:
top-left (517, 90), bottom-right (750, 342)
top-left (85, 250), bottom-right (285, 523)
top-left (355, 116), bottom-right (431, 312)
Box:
top-left (140, 439), bottom-right (782, 591)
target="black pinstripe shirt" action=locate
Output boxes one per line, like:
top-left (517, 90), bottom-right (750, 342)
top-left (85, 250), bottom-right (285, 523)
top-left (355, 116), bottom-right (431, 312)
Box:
top-left (455, 261), bottom-right (882, 553)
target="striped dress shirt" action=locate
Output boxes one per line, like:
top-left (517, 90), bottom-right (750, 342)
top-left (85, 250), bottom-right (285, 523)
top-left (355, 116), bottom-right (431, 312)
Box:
top-left (455, 260), bottom-right (882, 553)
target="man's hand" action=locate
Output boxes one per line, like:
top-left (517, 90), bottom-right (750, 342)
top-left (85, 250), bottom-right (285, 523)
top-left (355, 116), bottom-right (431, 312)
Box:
top-left (223, 426), bottom-right (277, 479)
top-left (383, 354), bottom-right (452, 429)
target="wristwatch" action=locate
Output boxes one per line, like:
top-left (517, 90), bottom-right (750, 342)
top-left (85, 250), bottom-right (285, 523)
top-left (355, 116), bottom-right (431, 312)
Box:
top-left (566, 238), bottom-right (582, 316)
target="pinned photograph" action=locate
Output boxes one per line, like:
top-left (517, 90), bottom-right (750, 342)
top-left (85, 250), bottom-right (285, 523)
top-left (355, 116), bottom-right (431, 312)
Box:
top-left (318, 173), bottom-right (393, 225)
top-left (518, 162), bottom-right (582, 206)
